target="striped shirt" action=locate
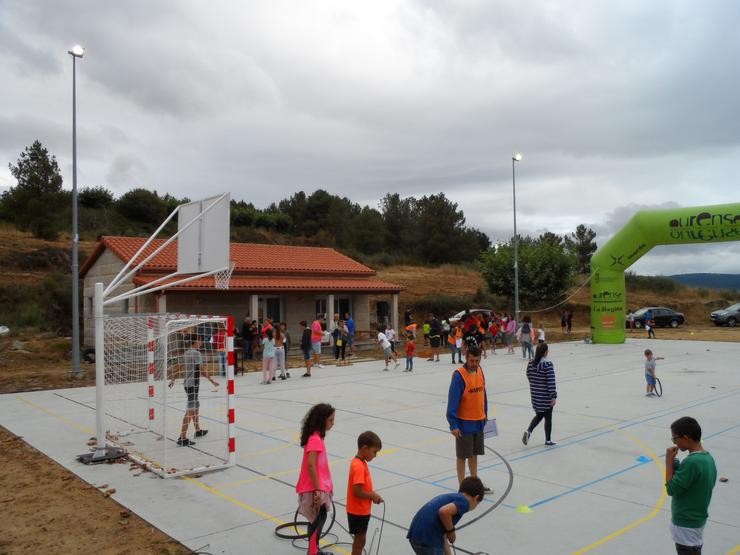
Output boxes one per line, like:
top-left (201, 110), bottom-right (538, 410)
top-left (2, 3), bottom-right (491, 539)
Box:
top-left (526, 358), bottom-right (557, 412)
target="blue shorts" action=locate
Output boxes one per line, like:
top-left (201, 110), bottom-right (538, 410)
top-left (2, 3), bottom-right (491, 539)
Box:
top-left (312, 341), bottom-right (322, 355)
top-left (645, 373), bottom-right (656, 385)
top-left (302, 349), bottom-right (311, 361)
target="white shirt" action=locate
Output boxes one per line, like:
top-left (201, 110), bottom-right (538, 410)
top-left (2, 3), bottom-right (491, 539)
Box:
top-left (385, 328), bottom-right (396, 341)
top-left (537, 328), bottom-right (546, 341)
top-left (377, 332), bottom-right (391, 350)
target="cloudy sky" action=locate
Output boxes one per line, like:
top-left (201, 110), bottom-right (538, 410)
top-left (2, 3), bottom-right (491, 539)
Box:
top-left (2, 1), bottom-right (739, 275)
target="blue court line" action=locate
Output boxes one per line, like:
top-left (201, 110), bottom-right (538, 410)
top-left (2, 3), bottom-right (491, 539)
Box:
top-left (429, 387), bottom-right (740, 488)
top-left (527, 460), bottom-right (650, 508)
top-left (704, 421), bottom-right (740, 440)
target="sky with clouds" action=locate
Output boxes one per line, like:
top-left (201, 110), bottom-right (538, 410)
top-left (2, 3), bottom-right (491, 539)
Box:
top-left (2, 0), bottom-right (739, 275)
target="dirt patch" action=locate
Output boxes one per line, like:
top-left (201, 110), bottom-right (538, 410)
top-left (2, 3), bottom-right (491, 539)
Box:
top-left (0, 426), bottom-right (187, 555)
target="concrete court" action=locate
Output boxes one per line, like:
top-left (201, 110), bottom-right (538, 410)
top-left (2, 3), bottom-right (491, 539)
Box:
top-left (1, 338), bottom-right (739, 555)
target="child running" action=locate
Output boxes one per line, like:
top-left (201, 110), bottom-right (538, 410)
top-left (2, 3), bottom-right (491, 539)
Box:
top-left (406, 476), bottom-right (486, 555)
top-left (296, 403), bottom-right (335, 555)
top-left (405, 333), bottom-right (416, 372)
top-left (644, 349), bottom-right (664, 397)
top-left (346, 431), bottom-right (384, 555)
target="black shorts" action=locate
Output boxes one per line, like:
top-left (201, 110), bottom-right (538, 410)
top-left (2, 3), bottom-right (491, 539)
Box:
top-left (347, 513), bottom-right (370, 535)
top-left (184, 384), bottom-right (200, 410)
top-left (455, 430), bottom-right (484, 459)
top-left (430, 335), bottom-right (441, 348)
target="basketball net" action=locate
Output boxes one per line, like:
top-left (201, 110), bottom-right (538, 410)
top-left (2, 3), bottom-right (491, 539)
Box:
top-left (214, 261), bottom-right (236, 290)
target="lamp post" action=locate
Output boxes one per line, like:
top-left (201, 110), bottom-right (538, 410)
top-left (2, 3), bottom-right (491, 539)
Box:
top-left (512, 153), bottom-right (522, 323)
top-left (68, 44), bottom-right (84, 377)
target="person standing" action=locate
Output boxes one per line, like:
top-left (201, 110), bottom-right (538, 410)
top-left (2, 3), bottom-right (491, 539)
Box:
top-left (274, 325), bottom-right (288, 380)
top-left (261, 328), bottom-right (276, 384)
top-left (566, 310), bottom-right (573, 334)
top-left (169, 336), bottom-right (218, 446)
top-left (517, 316), bottom-right (535, 360)
top-left (446, 345), bottom-right (491, 490)
top-left (522, 342), bottom-right (558, 447)
top-left (296, 403), bottom-right (336, 555)
top-left (241, 317), bottom-right (254, 360)
top-left (333, 319), bottom-right (349, 366)
top-left (311, 316), bottom-right (325, 369)
top-left (300, 321), bottom-right (314, 378)
top-left (505, 315), bottom-right (517, 354)
top-left (428, 314), bottom-right (442, 362)
top-left (404, 333), bottom-right (416, 372)
top-left (385, 324), bottom-right (398, 356)
top-left (560, 311), bottom-right (567, 334)
top-left (665, 416), bottom-right (717, 555)
top-left (345, 312), bottom-right (356, 356)
top-left (627, 309), bottom-right (635, 332)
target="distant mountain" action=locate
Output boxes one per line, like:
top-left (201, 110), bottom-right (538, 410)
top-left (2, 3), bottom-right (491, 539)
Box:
top-left (669, 273), bottom-right (740, 290)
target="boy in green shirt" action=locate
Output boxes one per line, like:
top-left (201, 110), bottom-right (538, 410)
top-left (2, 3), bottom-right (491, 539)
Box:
top-left (665, 416), bottom-right (717, 554)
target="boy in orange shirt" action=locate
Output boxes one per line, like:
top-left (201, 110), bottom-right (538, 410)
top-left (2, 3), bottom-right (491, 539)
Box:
top-left (346, 431), bottom-right (384, 555)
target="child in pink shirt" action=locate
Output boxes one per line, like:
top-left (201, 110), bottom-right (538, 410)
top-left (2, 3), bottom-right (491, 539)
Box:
top-left (296, 403), bottom-right (335, 555)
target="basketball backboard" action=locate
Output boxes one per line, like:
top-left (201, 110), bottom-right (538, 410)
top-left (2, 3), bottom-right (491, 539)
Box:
top-left (177, 194), bottom-right (230, 274)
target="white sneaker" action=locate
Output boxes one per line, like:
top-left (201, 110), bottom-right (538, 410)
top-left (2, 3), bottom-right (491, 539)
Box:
top-left (316, 364), bottom-right (324, 369)
top-left (394, 362), bottom-right (400, 368)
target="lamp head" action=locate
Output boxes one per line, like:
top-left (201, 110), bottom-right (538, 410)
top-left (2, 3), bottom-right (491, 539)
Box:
top-left (513, 153), bottom-right (523, 162)
top-left (68, 45), bottom-right (85, 58)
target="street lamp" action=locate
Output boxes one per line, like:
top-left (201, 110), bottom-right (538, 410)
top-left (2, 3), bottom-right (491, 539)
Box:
top-left (512, 153), bottom-right (522, 323)
top-left (68, 44), bottom-right (84, 377)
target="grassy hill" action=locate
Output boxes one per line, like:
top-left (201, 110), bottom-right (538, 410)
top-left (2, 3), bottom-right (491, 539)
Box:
top-left (669, 273), bottom-right (740, 291)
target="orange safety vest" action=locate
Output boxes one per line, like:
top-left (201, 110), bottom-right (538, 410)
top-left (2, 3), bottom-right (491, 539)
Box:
top-left (448, 327), bottom-right (462, 345)
top-left (455, 367), bottom-right (486, 421)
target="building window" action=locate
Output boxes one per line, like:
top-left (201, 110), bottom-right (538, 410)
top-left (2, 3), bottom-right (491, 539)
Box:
top-left (337, 298), bottom-right (352, 318)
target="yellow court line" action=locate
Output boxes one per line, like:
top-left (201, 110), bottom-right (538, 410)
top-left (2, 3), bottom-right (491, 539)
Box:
top-left (572, 427), bottom-right (667, 555)
top-left (182, 475), bottom-right (350, 554)
top-left (215, 432), bottom-right (448, 488)
top-left (16, 395), bottom-right (94, 436)
top-left (727, 545), bottom-right (740, 555)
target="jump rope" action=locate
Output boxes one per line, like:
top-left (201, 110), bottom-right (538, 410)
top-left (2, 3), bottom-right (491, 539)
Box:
top-left (274, 499), bottom-right (386, 555)
top-left (272, 443), bottom-right (511, 555)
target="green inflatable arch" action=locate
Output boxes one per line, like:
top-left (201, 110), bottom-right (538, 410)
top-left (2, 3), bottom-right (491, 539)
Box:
top-left (591, 202), bottom-right (740, 343)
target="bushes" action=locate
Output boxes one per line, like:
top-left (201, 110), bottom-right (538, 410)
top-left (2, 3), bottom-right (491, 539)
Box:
top-left (0, 272), bottom-right (74, 334)
top-left (625, 273), bottom-right (681, 294)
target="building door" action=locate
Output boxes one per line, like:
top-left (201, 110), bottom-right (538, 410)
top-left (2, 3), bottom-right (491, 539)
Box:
top-left (337, 298), bottom-right (352, 318)
top-left (258, 296), bottom-right (282, 322)
top-left (376, 301), bottom-right (389, 327)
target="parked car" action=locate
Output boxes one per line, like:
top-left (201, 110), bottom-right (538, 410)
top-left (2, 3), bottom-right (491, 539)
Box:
top-left (449, 309), bottom-right (494, 324)
top-left (710, 303), bottom-right (740, 327)
top-left (626, 307), bottom-right (685, 329)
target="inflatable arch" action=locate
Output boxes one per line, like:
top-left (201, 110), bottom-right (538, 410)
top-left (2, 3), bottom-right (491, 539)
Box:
top-left (590, 202), bottom-right (740, 343)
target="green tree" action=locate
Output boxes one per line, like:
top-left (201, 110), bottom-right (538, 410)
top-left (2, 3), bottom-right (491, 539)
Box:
top-left (565, 224), bottom-right (598, 273)
top-left (478, 234), bottom-right (574, 307)
top-left (379, 193), bottom-right (417, 250)
top-left (115, 188), bottom-right (168, 228)
top-left (2, 141), bottom-right (66, 239)
top-left (78, 186), bottom-right (114, 208)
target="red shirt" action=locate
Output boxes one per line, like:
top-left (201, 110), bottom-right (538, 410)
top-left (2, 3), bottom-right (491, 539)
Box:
top-left (405, 340), bottom-right (416, 356)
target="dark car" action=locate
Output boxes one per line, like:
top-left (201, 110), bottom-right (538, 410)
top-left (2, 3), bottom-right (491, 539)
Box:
top-left (710, 303), bottom-right (740, 327)
top-left (626, 307), bottom-right (685, 329)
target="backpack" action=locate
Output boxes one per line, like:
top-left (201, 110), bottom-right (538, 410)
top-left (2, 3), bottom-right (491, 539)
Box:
top-left (522, 323), bottom-right (531, 335)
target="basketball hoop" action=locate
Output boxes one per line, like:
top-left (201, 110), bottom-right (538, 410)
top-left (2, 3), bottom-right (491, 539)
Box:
top-left (214, 261), bottom-right (236, 290)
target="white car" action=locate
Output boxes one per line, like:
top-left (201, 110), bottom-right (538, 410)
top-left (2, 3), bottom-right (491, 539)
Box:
top-left (449, 309), bottom-right (494, 324)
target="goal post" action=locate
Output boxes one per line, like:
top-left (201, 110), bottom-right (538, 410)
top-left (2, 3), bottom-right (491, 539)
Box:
top-left (78, 193), bottom-right (235, 470)
top-left (98, 313), bottom-right (235, 477)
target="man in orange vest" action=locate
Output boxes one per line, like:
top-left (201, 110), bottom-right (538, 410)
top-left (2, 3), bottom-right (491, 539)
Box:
top-left (446, 345), bottom-right (491, 490)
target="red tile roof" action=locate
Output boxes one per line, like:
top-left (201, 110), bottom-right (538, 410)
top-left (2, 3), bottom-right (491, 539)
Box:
top-left (132, 274), bottom-right (402, 292)
top-left (80, 236), bottom-right (404, 292)
top-left (81, 236), bottom-right (378, 276)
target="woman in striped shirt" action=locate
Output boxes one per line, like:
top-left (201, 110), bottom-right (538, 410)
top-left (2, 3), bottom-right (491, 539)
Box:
top-left (522, 342), bottom-right (558, 447)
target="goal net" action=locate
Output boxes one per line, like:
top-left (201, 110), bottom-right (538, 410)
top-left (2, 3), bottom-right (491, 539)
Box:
top-left (102, 313), bottom-right (235, 477)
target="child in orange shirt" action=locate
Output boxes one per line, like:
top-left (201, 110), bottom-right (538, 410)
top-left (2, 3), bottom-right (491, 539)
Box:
top-left (404, 334), bottom-right (416, 372)
top-left (346, 431), bottom-right (384, 555)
